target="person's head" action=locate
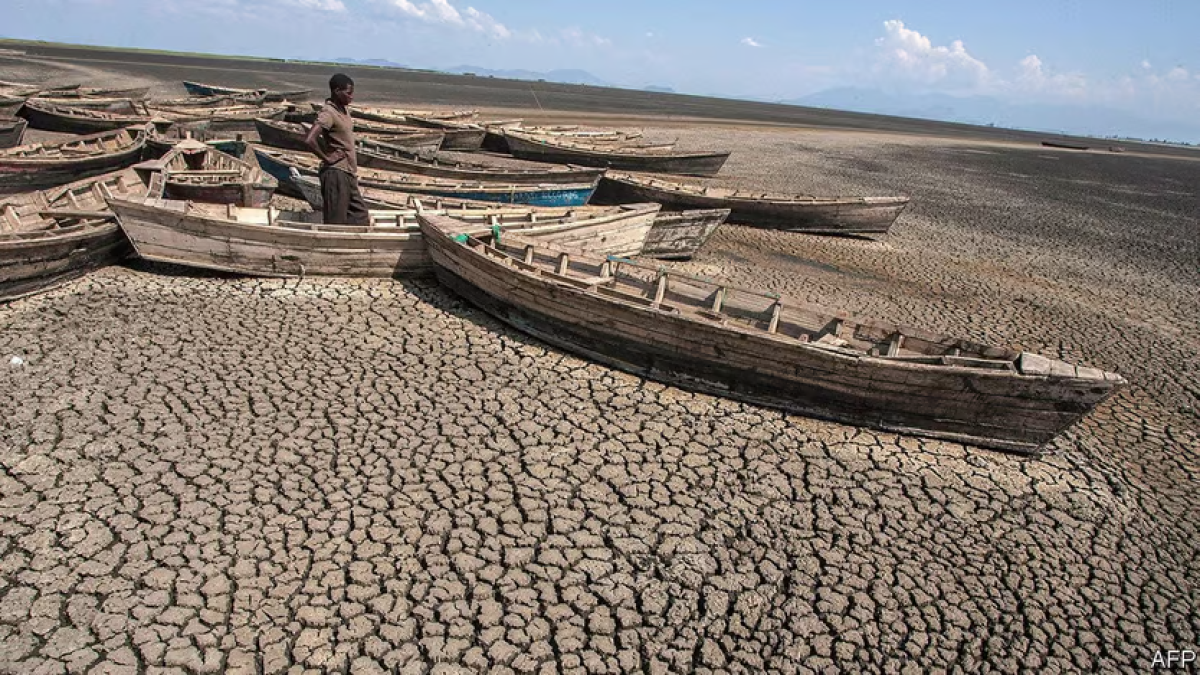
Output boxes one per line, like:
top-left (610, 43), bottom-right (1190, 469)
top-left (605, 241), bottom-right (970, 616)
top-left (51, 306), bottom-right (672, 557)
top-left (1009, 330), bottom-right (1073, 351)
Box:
top-left (329, 73), bottom-right (354, 105)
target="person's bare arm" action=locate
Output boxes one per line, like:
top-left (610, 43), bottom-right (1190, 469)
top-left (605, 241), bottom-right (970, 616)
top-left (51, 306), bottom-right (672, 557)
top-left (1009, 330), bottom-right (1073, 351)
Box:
top-left (304, 123), bottom-right (344, 165)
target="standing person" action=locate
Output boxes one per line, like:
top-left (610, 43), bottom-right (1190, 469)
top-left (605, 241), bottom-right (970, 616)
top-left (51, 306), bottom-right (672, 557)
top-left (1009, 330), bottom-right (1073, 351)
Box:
top-left (304, 73), bottom-right (368, 224)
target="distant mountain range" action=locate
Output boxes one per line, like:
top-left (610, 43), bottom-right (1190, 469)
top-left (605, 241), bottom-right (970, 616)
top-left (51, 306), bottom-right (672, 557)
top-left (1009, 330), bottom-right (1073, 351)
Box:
top-left (789, 87), bottom-right (1200, 144)
top-left (445, 66), bottom-right (612, 87)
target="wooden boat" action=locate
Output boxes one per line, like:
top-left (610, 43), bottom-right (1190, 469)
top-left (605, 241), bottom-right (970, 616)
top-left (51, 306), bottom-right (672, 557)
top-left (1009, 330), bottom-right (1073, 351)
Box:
top-left (150, 104), bottom-right (289, 131)
top-left (289, 168), bottom-right (719, 261)
top-left (27, 96), bottom-right (145, 113)
top-left (0, 169), bottom-right (152, 301)
top-left (254, 118), bottom-right (443, 155)
top-left (153, 91), bottom-right (268, 107)
top-left (250, 145), bottom-right (597, 206)
top-left (503, 130), bottom-right (730, 177)
top-left (0, 125), bottom-right (149, 192)
top-left (54, 86), bottom-right (151, 100)
top-left (404, 115), bottom-right (487, 151)
top-left (18, 99), bottom-right (157, 134)
top-left (182, 81), bottom-right (310, 103)
top-left (0, 117), bottom-right (27, 150)
top-left (147, 139), bottom-right (276, 207)
top-left (1041, 140), bottom-right (1089, 151)
top-left (419, 215), bottom-right (1126, 454)
top-left (108, 196), bottom-right (659, 276)
top-left (0, 94), bottom-right (25, 117)
top-left (0, 80), bottom-right (80, 94)
top-left (346, 105), bottom-right (477, 125)
top-left (255, 138), bottom-right (603, 185)
top-left (593, 172), bottom-right (910, 236)
top-left (145, 126), bottom-right (247, 160)
top-left (485, 126), bottom-right (652, 153)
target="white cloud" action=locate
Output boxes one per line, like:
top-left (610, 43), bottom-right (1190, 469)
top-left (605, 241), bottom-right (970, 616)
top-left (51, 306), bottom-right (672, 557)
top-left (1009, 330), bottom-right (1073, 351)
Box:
top-left (741, 37), bottom-right (762, 48)
top-left (1166, 66), bottom-right (1190, 81)
top-left (287, 0), bottom-right (345, 10)
top-left (873, 20), bottom-right (988, 89)
top-left (1141, 59), bottom-right (1152, 70)
top-left (382, 0), bottom-right (510, 38)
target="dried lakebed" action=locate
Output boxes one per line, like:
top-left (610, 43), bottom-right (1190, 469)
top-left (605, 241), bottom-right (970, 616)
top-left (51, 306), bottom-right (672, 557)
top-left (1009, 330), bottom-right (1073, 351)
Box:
top-left (0, 128), bottom-right (1197, 673)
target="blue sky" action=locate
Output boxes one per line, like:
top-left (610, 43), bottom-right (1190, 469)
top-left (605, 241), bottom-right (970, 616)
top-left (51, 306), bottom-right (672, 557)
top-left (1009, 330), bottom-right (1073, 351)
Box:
top-left (7, 0), bottom-right (1200, 134)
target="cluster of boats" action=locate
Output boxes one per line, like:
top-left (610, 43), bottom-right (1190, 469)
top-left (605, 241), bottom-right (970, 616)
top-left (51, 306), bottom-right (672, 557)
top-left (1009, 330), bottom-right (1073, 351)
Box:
top-left (0, 78), bottom-right (1124, 454)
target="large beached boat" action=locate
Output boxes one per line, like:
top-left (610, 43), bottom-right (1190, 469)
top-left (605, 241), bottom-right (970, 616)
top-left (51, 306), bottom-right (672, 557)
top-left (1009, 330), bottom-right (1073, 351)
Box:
top-left (0, 125), bottom-right (149, 192)
top-left (502, 129), bottom-right (730, 177)
top-left (417, 213), bottom-right (1126, 454)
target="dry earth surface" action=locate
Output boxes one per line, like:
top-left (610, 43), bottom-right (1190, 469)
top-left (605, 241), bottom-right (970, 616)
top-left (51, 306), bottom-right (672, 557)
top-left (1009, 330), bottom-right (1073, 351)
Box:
top-left (0, 48), bottom-right (1198, 674)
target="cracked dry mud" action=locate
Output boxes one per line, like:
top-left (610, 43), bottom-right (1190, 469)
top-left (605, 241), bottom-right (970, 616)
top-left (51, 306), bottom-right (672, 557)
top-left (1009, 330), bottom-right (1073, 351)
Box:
top-left (1, 127), bottom-right (1198, 674)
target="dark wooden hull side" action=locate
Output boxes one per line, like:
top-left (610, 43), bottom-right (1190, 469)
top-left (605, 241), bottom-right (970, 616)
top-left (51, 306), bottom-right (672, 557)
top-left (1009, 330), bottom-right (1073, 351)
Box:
top-left (593, 177), bottom-right (908, 235)
top-left (504, 135), bottom-right (730, 177)
top-left (643, 209), bottom-right (728, 260)
top-left (482, 130), bottom-right (510, 153)
top-left (1041, 140), bottom-right (1089, 151)
top-left (0, 225), bottom-right (131, 302)
top-left (0, 148), bottom-right (145, 192)
top-left (0, 99), bottom-right (24, 117)
top-left (250, 148), bottom-right (305, 198)
top-left (164, 183), bottom-right (275, 208)
top-left (440, 128), bottom-right (486, 151)
top-left (422, 225), bottom-right (1118, 453)
top-left (17, 106), bottom-right (148, 134)
top-left (254, 119), bottom-right (310, 152)
top-left (355, 150), bottom-right (605, 185)
top-left (0, 118), bottom-right (27, 149)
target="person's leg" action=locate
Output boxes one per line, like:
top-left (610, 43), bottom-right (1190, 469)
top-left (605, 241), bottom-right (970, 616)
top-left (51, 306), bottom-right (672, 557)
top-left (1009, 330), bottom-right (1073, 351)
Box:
top-left (321, 168), bottom-right (351, 224)
top-left (346, 177), bottom-right (370, 225)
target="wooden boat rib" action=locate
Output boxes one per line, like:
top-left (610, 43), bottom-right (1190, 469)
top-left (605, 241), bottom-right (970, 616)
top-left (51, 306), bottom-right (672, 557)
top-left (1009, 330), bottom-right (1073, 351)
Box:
top-left (0, 125), bottom-right (149, 192)
top-left (0, 168), bottom-right (153, 301)
top-left (254, 118), bottom-right (444, 156)
top-left (288, 168), bottom-right (722, 261)
top-left (182, 80), bottom-right (310, 103)
top-left (0, 117), bottom-right (27, 150)
top-left (249, 145), bottom-right (596, 206)
top-left (503, 129), bottom-right (730, 177)
top-left (153, 92), bottom-right (268, 108)
top-left (107, 196), bottom-right (658, 277)
top-left (593, 172), bottom-right (910, 236)
top-left (150, 139), bottom-right (276, 207)
top-left (418, 214), bottom-right (1126, 453)
top-left (18, 99), bottom-right (157, 134)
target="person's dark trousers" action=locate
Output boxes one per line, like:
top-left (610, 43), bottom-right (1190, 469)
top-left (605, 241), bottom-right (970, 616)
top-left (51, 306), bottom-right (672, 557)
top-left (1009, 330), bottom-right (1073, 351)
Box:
top-left (320, 167), bottom-right (369, 225)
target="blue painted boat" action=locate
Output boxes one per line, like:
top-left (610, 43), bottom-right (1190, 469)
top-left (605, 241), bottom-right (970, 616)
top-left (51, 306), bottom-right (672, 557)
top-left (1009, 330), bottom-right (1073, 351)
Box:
top-left (182, 81), bottom-right (311, 103)
top-left (250, 145), bottom-right (597, 206)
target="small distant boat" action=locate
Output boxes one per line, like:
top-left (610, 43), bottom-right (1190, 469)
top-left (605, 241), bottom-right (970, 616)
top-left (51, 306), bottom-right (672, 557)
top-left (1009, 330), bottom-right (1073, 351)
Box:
top-left (0, 117), bottom-right (27, 150)
top-left (1041, 140), bottom-right (1090, 151)
top-left (249, 145), bottom-right (597, 206)
top-left (404, 114), bottom-right (487, 151)
top-left (149, 103), bottom-right (289, 132)
top-left (145, 126), bottom-right (247, 160)
top-left (0, 125), bottom-right (149, 192)
top-left (593, 172), bottom-right (909, 236)
top-left (289, 168), bottom-right (721, 261)
top-left (254, 118), bottom-right (444, 156)
top-left (503, 129), bottom-right (730, 177)
top-left (418, 214), bottom-right (1127, 454)
top-left (0, 168), bottom-right (152, 301)
top-left (182, 81), bottom-right (311, 103)
top-left (153, 91), bottom-right (268, 108)
top-left (148, 139), bottom-right (276, 207)
top-left (107, 196), bottom-right (659, 277)
top-left (18, 99), bottom-right (156, 134)
top-left (54, 86), bottom-right (151, 100)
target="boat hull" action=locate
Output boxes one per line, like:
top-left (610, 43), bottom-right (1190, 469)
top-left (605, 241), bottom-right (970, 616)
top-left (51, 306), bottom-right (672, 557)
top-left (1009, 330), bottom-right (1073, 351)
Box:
top-left (504, 133), bottom-right (729, 177)
top-left (642, 208), bottom-right (728, 260)
top-left (593, 176), bottom-right (909, 235)
top-left (164, 182), bottom-right (274, 208)
top-left (0, 223), bottom-right (131, 302)
top-left (18, 103), bottom-right (150, 134)
top-left (0, 118), bottom-right (26, 149)
top-left (110, 198), bottom-right (433, 277)
top-left (421, 218), bottom-right (1122, 453)
top-left (439, 128), bottom-right (486, 151)
top-left (0, 130), bottom-right (147, 192)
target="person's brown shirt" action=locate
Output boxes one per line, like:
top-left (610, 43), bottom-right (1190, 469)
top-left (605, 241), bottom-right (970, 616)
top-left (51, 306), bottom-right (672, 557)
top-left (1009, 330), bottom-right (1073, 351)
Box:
top-left (314, 100), bottom-right (357, 175)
